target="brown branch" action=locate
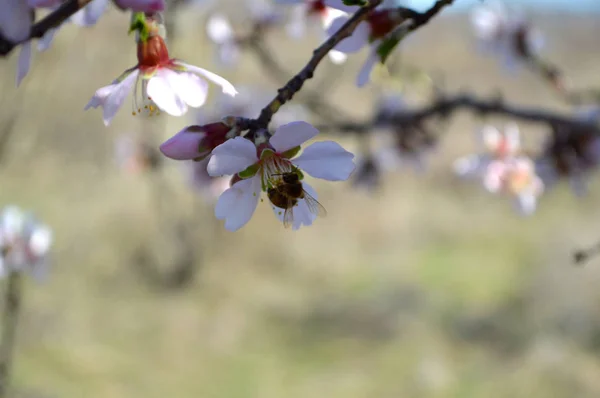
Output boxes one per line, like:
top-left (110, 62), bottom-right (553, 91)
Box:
top-left (315, 93), bottom-right (599, 134)
top-left (0, 0), bottom-right (93, 57)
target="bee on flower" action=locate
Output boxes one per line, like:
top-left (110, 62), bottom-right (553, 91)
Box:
top-left (0, 206), bottom-right (52, 280)
top-left (85, 12), bottom-right (237, 126)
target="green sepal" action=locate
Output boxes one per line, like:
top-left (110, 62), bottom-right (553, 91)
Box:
top-left (238, 163), bottom-right (260, 179)
top-left (296, 168), bottom-right (305, 180)
top-left (259, 148), bottom-right (275, 160)
top-left (342, 0), bottom-right (367, 6)
top-left (129, 12), bottom-right (150, 42)
top-left (376, 34), bottom-right (404, 64)
top-left (281, 145), bottom-right (301, 159)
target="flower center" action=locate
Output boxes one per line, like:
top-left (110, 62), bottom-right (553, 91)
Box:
top-left (367, 9), bottom-right (399, 40)
top-left (131, 77), bottom-right (161, 117)
top-left (137, 36), bottom-right (171, 70)
top-left (258, 152), bottom-right (294, 191)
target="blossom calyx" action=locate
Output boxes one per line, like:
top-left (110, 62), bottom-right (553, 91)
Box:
top-left (160, 122), bottom-right (239, 161)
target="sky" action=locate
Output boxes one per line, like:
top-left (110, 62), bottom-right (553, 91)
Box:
top-left (405, 0), bottom-right (600, 13)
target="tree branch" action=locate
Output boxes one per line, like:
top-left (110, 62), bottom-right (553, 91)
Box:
top-left (0, 0), bottom-right (93, 57)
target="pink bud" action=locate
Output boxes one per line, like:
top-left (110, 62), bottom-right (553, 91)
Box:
top-left (160, 123), bottom-right (231, 161)
top-left (114, 0), bottom-right (164, 12)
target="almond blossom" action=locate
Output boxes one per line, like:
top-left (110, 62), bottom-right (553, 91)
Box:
top-left (85, 16), bottom-right (237, 126)
top-left (470, 0), bottom-right (543, 72)
top-left (206, 121), bottom-right (355, 231)
top-left (278, 0), bottom-right (350, 64)
top-left (453, 123), bottom-right (521, 179)
top-left (327, 6), bottom-right (404, 86)
top-left (0, 206), bottom-right (52, 280)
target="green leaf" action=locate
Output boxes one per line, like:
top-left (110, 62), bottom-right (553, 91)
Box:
top-left (342, 0), bottom-right (367, 5)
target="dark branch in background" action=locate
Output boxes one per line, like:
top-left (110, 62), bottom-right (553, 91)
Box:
top-left (0, 0), bottom-right (93, 57)
top-left (315, 93), bottom-right (600, 134)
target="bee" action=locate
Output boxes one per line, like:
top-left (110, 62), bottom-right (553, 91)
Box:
top-left (267, 171), bottom-right (327, 228)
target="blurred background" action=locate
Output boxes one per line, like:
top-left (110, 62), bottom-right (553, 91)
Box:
top-left (1, 0), bottom-right (600, 397)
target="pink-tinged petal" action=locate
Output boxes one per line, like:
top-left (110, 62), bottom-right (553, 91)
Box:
top-left (481, 125), bottom-right (501, 152)
top-left (327, 16), bottom-right (369, 53)
top-left (160, 128), bottom-right (206, 160)
top-left (84, 84), bottom-right (115, 110)
top-left (114, 0), bottom-right (164, 12)
top-left (102, 69), bottom-right (139, 126)
top-left (207, 137), bottom-right (258, 176)
top-left (356, 49), bottom-right (378, 87)
top-left (322, 6), bottom-right (347, 28)
top-left (166, 71), bottom-right (209, 108)
top-left (215, 176), bottom-right (261, 231)
top-left (270, 121), bottom-right (319, 153)
top-left (483, 160), bottom-right (507, 193)
top-left (176, 62), bottom-right (238, 97)
top-left (0, 0), bottom-right (31, 42)
top-left (37, 27), bottom-right (58, 52)
top-left (16, 41), bottom-right (31, 87)
top-left (27, 0), bottom-right (61, 7)
top-left (71, 0), bottom-right (108, 26)
top-left (272, 182), bottom-right (318, 230)
top-left (146, 69), bottom-right (187, 116)
top-left (293, 141), bottom-right (355, 181)
top-left (324, 0), bottom-right (357, 13)
top-left (504, 122), bottom-right (520, 154)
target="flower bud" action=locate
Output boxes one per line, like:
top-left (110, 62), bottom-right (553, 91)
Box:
top-left (367, 9), bottom-right (400, 40)
top-left (137, 35), bottom-right (170, 68)
top-left (160, 123), bottom-right (232, 161)
top-left (115, 0), bottom-right (164, 12)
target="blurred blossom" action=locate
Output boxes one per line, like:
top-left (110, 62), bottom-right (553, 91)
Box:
top-left (328, 7), bottom-right (406, 85)
top-left (205, 13), bottom-right (241, 68)
top-left (453, 123), bottom-right (520, 179)
top-left (71, 0), bottom-right (109, 26)
top-left (0, 206), bottom-right (52, 280)
top-left (470, 0), bottom-right (544, 72)
top-left (352, 155), bottom-right (381, 191)
top-left (86, 19), bottom-right (237, 126)
top-left (278, 0), bottom-right (349, 64)
top-left (160, 122), bottom-right (236, 161)
top-left (115, 134), bottom-right (162, 174)
top-left (207, 121), bottom-right (355, 231)
top-left (484, 157), bottom-right (544, 215)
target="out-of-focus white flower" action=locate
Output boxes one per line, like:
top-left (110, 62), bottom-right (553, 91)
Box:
top-left (207, 121), bottom-right (355, 230)
top-left (205, 13), bottom-right (241, 68)
top-left (184, 157), bottom-right (231, 201)
top-left (453, 123), bottom-right (520, 178)
top-left (0, 206), bottom-right (52, 280)
top-left (470, 0), bottom-right (543, 72)
top-left (85, 33), bottom-right (237, 126)
top-left (278, 0), bottom-right (350, 64)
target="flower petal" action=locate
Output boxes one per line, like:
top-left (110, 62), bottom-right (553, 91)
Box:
top-left (102, 69), bottom-right (139, 126)
top-left (146, 69), bottom-right (187, 116)
top-left (71, 0), bottom-right (109, 26)
top-left (327, 17), bottom-right (369, 53)
top-left (293, 141), bottom-right (355, 181)
top-left (29, 225), bottom-right (52, 256)
top-left (166, 71), bottom-right (209, 108)
top-left (206, 14), bottom-right (234, 43)
top-left (0, 0), bottom-right (31, 42)
top-left (207, 136), bottom-right (258, 176)
top-left (176, 62), bottom-right (238, 97)
top-left (269, 121), bottom-right (319, 153)
top-left (356, 49), bottom-right (378, 87)
top-left (215, 177), bottom-right (261, 231)
top-left (16, 41), bottom-right (32, 87)
top-left (160, 127), bottom-right (206, 160)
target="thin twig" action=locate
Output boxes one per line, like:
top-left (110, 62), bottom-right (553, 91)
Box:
top-left (0, 272), bottom-right (23, 398)
top-left (0, 0), bottom-right (93, 56)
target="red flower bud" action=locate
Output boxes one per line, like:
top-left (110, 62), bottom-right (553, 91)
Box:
top-left (137, 35), bottom-right (170, 69)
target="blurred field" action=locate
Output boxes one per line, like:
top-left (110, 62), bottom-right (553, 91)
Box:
top-left (2, 4), bottom-right (600, 398)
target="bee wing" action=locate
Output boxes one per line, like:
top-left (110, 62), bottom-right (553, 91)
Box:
top-left (282, 198), bottom-right (296, 229)
top-left (302, 190), bottom-right (327, 218)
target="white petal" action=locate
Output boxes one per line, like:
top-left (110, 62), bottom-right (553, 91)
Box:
top-left (327, 17), bottom-right (369, 54)
top-left (84, 84), bottom-right (116, 110)
top-left (356, 49), bottom-right (378, 87)
top-left (146, 69), bottom-right (188, 116)
top-left (516, 193), bottom-right (537, 216)
top-left (453, 155), bottom-right (486, 178)
top-left (285, 5), bottom-right (307, 39)
top-left (481, 125), bottom-right (501, 152)
top-left (2, 206), bottom-right (26, 239)
top-left (166, 70), bottom-right (209, 108)
top-left (328, 49), bottom-right (347, 64)
top-left (16, 41), bottom-right (32, 87)
top-left (206, 14), bottom-right (234, 43)
top-left (0, 0), bottom-right (31, 42)
top-left (270, 121), bottom-right (319, 153)
top-left (207, 137), bottom-right (258, 176)
top-left (38, 27), bottom-right (58, 52)
top-left (29, 225), bottom-right (52, 256)
top-left (504, 122), bottom-right (520, 154)
top-left (176, 62), bottom-right (238, 97)
top-left (293, 141), bottom-right (355, 181)
top-left (215, 177), bottom-right (261, 231)
top-left (102, 69), bottom-right (139, 126)
top-left (71, 0), bottom-right (108, 26)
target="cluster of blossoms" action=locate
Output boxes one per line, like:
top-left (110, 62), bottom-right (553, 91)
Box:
top-left (0, 0), bottom-right (165, 85)
top-left (0, 206), bottom-right (52, 279)
top-left (454, 124), bottom-right (544, 215)
top-left (470, 0), bottom-right (544, 73)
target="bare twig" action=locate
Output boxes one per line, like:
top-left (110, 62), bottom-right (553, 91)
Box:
top-left (0, 273), bottom-right (23, 398)
top-left (0, 0), bottom-right (93, 57)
